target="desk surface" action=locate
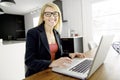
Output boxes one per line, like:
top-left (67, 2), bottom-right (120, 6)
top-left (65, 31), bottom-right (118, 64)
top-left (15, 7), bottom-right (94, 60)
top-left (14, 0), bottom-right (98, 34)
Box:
top-left (23, 48), bottom-right (120, 80)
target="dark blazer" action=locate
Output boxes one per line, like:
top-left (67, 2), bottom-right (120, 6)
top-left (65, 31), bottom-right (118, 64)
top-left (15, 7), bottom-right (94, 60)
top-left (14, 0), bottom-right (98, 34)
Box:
top-left (25, 22), bottom-right (69, 77)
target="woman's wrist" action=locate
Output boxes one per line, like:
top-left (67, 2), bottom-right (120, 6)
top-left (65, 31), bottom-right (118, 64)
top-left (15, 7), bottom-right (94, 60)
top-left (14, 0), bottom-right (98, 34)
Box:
top-left (69, 53), bottom-right (75, 59)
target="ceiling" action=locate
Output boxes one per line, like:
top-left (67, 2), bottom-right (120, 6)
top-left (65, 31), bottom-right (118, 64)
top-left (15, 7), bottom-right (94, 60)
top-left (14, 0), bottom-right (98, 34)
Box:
top-left (0, 0), bottom-right (53, 15)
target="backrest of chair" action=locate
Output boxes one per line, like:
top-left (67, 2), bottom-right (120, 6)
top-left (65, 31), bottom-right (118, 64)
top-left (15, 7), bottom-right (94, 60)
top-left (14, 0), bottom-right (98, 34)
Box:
top-left (88, 41), bottom-right (98, 50)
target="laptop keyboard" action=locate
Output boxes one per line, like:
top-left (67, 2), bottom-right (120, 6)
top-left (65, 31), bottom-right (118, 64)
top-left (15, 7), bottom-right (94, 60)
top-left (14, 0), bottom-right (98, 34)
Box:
top-left (69, 59), bottom-right (92, 73)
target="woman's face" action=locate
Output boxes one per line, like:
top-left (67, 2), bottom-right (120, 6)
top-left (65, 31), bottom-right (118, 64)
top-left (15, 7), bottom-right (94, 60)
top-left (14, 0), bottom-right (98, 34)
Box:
top-left (43, 7), bottom-right (59, 28)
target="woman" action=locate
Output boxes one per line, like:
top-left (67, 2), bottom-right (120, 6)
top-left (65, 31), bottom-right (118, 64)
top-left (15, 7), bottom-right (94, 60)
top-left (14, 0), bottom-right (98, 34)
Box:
top-left (25, 2), bottom-right (85, 77)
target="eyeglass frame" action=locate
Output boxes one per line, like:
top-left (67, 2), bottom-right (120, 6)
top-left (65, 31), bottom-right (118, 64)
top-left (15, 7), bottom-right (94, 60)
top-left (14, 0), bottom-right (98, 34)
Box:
top-left (44, 11), bottom-right (59, 17)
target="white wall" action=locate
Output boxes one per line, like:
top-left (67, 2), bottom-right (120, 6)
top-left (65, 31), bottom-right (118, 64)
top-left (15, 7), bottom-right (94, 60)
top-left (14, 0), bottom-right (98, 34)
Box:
top-left (24, 11), bottom-right (40, 36)
top-left (0, 42), bottom-right (25, 80)
top-left (62, 0), bottom-right (83, 37)
top-left (82, 0), bottom-right (93, 52)
top-left (62, 0), bottom-right (93, 52)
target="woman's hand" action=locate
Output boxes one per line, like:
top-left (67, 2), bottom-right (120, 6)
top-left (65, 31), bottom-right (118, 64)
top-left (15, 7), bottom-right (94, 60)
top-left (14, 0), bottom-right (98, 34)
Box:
top-left (69, 53), bottom-right (86, 59)
top-left (49, 57), bottom-right (72, 68)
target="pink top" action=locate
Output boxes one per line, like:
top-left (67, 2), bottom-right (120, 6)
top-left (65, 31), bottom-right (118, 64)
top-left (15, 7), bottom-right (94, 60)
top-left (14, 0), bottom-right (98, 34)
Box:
top-left (49, 43), bottom-right (58, 61)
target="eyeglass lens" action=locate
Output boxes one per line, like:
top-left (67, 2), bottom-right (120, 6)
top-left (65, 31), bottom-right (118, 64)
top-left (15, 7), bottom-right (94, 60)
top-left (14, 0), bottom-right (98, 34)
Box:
top-left (44, 12), bottom-right (59, 17)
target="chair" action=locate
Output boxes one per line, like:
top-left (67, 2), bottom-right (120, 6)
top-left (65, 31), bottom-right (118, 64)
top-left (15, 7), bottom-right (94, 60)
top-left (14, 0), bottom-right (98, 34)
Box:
top-left (112, 41), bottom-right (120, 54)
top-left (88, 41), bottom-right (98, 50)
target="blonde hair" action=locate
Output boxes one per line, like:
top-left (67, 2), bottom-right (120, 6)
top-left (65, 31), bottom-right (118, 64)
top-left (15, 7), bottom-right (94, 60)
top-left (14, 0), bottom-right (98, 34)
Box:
top-left (38, 2), bottom-right (62, 33)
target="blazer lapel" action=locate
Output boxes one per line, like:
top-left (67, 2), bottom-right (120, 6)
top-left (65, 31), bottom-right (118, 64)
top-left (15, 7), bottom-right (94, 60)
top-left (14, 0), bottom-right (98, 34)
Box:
top-left (38, 24), bottom-right (50, 53)
top-left (53, 30), bottom-right (61, 51)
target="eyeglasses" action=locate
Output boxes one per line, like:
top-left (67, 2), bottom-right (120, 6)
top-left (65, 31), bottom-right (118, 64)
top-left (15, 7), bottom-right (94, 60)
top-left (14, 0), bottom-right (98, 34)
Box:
top-left (44, 12), bottom-right (59, 17)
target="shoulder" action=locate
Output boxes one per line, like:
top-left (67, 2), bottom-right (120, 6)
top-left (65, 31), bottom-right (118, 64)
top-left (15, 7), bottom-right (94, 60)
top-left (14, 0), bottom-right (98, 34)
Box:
top-left (27, 22), bottom-right (45, 35)
top-left (27, 27), bottom-right (39, 34)
top-left (26, 27), bottom-right (41, 40)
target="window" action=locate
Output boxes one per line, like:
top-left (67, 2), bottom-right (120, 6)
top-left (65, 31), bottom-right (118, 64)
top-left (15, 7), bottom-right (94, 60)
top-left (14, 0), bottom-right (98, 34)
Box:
top-left (33, 17), bottom-right (39, 27)
top-left (92, 0), bottom-right (120, 42)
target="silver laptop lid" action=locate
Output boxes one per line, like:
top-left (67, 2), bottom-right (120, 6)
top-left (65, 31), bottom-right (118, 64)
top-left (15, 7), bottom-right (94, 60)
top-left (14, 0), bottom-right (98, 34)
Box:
top-left (87, 35), bottom-right (114, 78)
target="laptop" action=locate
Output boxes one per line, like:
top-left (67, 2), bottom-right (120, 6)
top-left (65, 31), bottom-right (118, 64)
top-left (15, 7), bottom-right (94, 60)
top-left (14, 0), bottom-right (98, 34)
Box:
top-left (52, 35), bottom-right (114, 79)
